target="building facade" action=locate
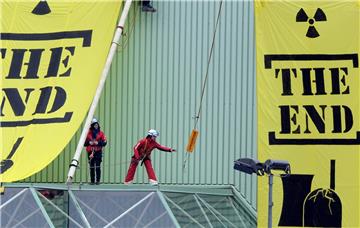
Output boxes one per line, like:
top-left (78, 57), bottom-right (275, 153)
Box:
top-left (23, 1), bottom-right (257, 210)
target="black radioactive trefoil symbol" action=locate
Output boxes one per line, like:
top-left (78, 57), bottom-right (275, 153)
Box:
top-left (32, 1), bottom-right (51, 15)
top-left (296, 8), bottom-right (327, 38)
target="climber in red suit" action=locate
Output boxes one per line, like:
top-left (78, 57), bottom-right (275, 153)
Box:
top-left (124, 129), bottom-right (176, 185)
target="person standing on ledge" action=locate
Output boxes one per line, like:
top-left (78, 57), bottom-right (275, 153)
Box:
top-left (124, 129), bottom-right (176, 186)
top-left (84, 118), bottom-right (107, 185)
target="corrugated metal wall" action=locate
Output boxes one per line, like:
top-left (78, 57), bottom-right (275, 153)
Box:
top-left (23, 1), bottom-right (257, 208)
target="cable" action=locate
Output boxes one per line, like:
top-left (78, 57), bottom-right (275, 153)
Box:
top-left (183, 1), bottom-right (223, 171)
top-left (117, 3), bottom-right (139, 52)
top-left (194, 0), bottom-right (223, 129)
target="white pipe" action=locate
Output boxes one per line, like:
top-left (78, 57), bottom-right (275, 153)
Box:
top-left (66, 0), bottom-right (133, 184)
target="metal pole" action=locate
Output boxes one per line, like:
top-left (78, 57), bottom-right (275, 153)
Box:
top-left (156, 190), bottom-right (181, 228)
top-left (104, 192), bottom-right (155, 228)
top-left (66, 0), bottom-right (133, 184)
top-left (268, 174), bottom-right (273, 228)
top-left (30, 187), bottom-right (55, 228)
top-left (68, 190), bottom-right (91, 228)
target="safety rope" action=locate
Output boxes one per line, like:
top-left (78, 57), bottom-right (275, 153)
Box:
top-left (85, 159), bottom-right (131, 169)
top-left (117, 3), bottom-right (139, 52)
top-left (194, 0), bottom-right (223, 129)
top-left (78, 150), bottom-right (131, 169)
top-left (183, 0), bottom-right (223, 170)
top-left (83, 137), bottom-right (146, 171)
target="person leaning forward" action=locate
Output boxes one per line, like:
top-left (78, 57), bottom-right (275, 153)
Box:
top-left (124, 129), bottom-right (176, 186)
top-left (84, 118), bottom-right (107, 185)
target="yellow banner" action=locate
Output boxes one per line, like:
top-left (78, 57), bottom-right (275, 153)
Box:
top-left (256, 1), bottom-right (360, 227)
top-left (0, 1), bottom-right (121, 182)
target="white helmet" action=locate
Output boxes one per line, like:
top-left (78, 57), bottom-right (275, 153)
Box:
top-left (91, 118), bottom-right (98, 124)
top-left (147, 129), bottom-right (159, 137)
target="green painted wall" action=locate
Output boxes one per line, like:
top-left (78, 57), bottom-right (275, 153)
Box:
top-left (24, 1), bottom-right (257, 209)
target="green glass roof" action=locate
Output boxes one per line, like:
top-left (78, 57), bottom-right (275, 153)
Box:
top-left (1, 184), bottom-right (256, 227)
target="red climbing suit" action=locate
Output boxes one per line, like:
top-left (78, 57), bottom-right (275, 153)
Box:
top-left (125, 136), bottom-right (173, 182)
